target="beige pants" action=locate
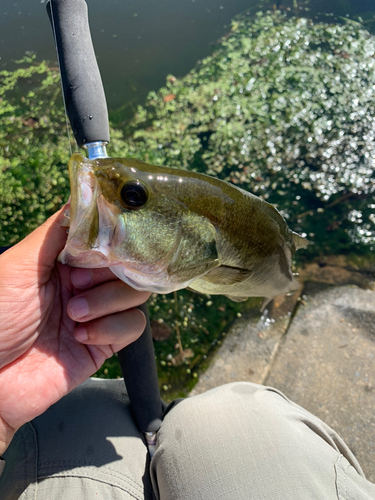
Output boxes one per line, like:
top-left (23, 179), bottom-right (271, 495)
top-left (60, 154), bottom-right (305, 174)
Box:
top-left (1, 379), bottom-right (374, 499)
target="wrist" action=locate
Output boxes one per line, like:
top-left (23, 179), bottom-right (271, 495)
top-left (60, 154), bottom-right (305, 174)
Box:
top-left (0, 416), bottom-right (16, 456)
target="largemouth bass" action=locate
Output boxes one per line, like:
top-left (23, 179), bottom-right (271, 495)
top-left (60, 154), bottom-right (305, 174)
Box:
top-left (58, 153), bottom-right (308, 303)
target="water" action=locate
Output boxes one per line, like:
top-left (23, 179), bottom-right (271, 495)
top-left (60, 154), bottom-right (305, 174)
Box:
top-left (1, 0), bottom-right (373, 117)
top-left (1, 0), bottom-right (252, 115)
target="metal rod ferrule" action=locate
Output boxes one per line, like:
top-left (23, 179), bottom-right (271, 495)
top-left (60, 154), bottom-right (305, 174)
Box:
top-left (144, 431), bottom-right (158, 458)
top-left (85, 141), bottom-right (108, 159)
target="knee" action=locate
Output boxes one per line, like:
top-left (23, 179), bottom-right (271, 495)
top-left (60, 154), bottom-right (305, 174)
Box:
top-left (150, 383), bottom-right (344, 499)
top-left (160, 382), bottom-right (289, 435)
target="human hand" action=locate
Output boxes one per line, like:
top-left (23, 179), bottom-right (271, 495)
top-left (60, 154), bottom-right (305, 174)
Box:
top-left (0, 207), bottom-right (150, 455)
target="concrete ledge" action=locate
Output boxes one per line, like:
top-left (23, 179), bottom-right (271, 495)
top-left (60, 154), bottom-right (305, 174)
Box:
top-left (190, 285), bottom-right (375, 482)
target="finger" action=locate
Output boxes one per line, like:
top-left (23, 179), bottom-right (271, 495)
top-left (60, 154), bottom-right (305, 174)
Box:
top-left (69, 267), bottom-right (118, 290)
top-left (67, 280), bottom-right (150, 322)
top-left (74, 308), bottom-right (146, 348)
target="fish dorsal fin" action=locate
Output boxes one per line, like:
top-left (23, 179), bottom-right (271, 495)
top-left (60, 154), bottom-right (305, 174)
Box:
top-left (291, 231), bottom-right (310, 250)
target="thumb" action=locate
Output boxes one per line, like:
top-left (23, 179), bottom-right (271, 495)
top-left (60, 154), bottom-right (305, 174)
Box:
top-left (1, 205), bottom-right (69, 276)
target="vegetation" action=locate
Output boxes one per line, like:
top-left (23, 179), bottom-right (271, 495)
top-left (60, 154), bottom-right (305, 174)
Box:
top-left (1, 11), bottom-right (375, 393)
top-left (0, 56), bottom-right (70, 244)
top-left (115, 10), bottom-right (375, 258)
top-left (0, 55), bottom-right (125, 245)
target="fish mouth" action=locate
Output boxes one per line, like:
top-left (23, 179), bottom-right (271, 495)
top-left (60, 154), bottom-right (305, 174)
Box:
top-left (58, 154), bottom-right (124, 267)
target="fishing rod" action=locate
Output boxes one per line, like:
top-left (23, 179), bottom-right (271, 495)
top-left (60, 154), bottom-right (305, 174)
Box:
top-left (45, 0), bottom-right (163, 456)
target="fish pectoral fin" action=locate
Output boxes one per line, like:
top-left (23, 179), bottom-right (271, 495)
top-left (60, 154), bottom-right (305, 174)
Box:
top-left (202, 266), bottom-right (253, 302)
top-left (225, 295), bottom-right (249, 303)
top-left (169, 259), bottom-right (220, 283)
top-left (201, 265), bottom-right (253, 286)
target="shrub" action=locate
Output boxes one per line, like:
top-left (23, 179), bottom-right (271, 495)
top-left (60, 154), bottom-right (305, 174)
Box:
top-left (116, 11), bottom-right (375, 254)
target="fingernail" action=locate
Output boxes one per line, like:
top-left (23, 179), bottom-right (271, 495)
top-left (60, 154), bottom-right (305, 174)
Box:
top-left (71, 268), bottom-right (93, 288)
top-left (70, 297), bottom-right (90, 319)
top-left (75, 326), bottom-right (88, 342)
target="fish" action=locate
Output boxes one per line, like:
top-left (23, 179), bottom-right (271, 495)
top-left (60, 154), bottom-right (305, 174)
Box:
top-left (58, 153), bottom-right (308, 304)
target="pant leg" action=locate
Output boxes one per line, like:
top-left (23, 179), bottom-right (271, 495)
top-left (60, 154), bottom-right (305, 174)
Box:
top-left (151, 382), bottom-right (375, 500)
top-left (3, 380), bottom-right (375, 500)
top-left (0, 378), bottom-right (154, 500)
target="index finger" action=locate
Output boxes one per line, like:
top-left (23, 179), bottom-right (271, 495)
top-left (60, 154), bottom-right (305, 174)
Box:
top-left (69, 266), bottom-right (119, 289)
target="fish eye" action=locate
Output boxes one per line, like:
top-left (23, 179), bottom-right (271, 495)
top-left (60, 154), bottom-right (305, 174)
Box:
top-left (120, 181), bottom-right (148, 209)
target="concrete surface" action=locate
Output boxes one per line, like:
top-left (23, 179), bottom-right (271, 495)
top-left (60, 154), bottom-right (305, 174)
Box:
top-left (190, 284), bottom-right (375, 483)
top-left (189, 315), bottom-right (289, 389)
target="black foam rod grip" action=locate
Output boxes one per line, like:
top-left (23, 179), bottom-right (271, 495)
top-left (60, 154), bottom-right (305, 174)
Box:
top-left (118, 303), bottom-right (163, 433)
top-left (46, 0), bottom-right (110, 147)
